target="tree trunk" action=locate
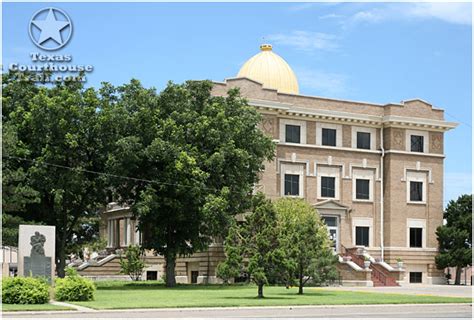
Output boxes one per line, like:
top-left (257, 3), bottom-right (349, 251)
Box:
top-left (455, 266), bottom-right (463, 285)
top-left (165, 252), bottom-right (177, 287)
top-left (56, 234), bottom-right (67, 278)
top-left (257, 283), bottom-right (264, 298)
top-left (298, 264), bottom-right (304, 295)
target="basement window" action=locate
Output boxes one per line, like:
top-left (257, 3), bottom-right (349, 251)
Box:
top-left (409, 272), bottom-right (422, 283)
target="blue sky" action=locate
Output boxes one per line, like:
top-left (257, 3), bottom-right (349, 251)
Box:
top-left (3, 2), bottom-right (472, 205)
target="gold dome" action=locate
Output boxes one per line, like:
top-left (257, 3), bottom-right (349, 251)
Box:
top-left (237, 44), bottom-right (299, 94)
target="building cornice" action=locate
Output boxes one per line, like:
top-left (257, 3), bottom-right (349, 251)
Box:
top-left (249, 99), bottom-right (458, 132)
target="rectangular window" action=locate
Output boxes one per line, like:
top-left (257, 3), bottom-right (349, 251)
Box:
top-left (322, 128), bottom-right (337, 146)
top-left (285, 125), bottom-right (301, 143)
top-left (355, 226), bottom-right (370, 247)
top-left (411, 135), bottom-right (424, 152)
top-left (284, 174), bottom-right (299, 196)
top-left (410, 227), bottom-right (423, 248)
top-left (357, 132), bottom-right (371, 150)
top-left (409, 272), bottom-right (422, 283)
top-left (355, 179), bottom-right (370, 200)
top-left (321, 176), bottom-right (336, 198)
top-left (410, 181), bottom-right (423, 202)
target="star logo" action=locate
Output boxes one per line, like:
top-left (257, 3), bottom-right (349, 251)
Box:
top-left (29, 7), bottom-right (73, 51)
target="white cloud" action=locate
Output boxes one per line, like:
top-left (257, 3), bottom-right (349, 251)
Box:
top-left (266, 31), bottom-right (338, 52)
top-left (405, 2), bottom-right (472, 26)
top-left (319, 13), bottom-right (344, 20)
top-left (296, 69), bottom-right (348, 96)
top-left (344, 3), bottom-right (471, 26)
top-left (351, 9), bottom-right (385, 24)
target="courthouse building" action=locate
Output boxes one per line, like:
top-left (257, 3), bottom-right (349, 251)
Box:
top-left (80, 44), bottom-right (457, 286)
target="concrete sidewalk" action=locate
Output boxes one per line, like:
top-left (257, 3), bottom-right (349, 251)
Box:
top-left (314, 284), bottom-right (473, 298)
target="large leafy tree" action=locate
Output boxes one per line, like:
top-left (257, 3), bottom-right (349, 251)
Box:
top-left (105, 80), bottom-right (275, 287)
top-left (2, 72), bottom-right (112, 277)
top-left (275, 198), bottom-right (338, 294)
top-left (435, 194), bottom-right (472, 285)
top-left (219, 193), bottom-right (288, 298)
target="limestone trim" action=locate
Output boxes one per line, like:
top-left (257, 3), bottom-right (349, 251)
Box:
top-left (352, 217), bottom-right (374, 248)
top-left (351, 126), bottom-right (376, 150)
top-left (405, 170), bottom-right (428, 204)
top-left (248, 100), bottom-right (457, 131)
top-left (316, 165), bottom-right (342, 200)
top-left (279, 118), bottom-right (307, 144)
top-left (384, 247), bottom-right (437, 252)
top-left (383, 115), bottom-right (457, 131)
top-left (405, 129), bottom-right (429, 153)
top-left (349, 160), bottom-right (380, 180)
top-left (277, 142), bottom-right (382, 154)
top-left (401, 163), bottom-right (434, 184)
top-left (407, 219), bottom-right (427, 249)
top-left (277, 158), bottom-right (311, 176)
top-left (279, 162), bottom-right (306, 198)
top-left (351, 168), bottom-right (376, 202)
top-left (316, 122), bottom-right (343, 147)
top-left (384, 150), bottom-right (445, 158)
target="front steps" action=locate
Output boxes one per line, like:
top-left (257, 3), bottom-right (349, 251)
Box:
top-left (338, 247), bottom-right (404, 287)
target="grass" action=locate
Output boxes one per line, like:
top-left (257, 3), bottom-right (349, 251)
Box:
top-left (71, 281), bottom-right (472, 310)
top-left (2, 303), bottom-right (74, 312)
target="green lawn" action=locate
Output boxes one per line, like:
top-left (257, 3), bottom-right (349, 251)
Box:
top-left (2, 303), bottom-right (73, 312)
top-left (72, 282), bottom-right (471, 310)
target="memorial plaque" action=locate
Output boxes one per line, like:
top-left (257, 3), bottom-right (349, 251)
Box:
top-left (22, 231), bottom-right (52, 282)
top-left (18, 225), bottom-right (55, 284)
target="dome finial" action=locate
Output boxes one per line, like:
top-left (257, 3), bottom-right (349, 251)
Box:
top-left (260, 44), bottom-right (272, 51)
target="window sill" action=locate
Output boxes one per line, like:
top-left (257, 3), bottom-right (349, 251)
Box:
top-left (318, 197), bottom-right (339, 201)
top-left (283, 195), bottom-right (303, 198)
top-left (407, 201), bottom-right (426, 205)
top-left (352, 199), bottom-right (373, 203)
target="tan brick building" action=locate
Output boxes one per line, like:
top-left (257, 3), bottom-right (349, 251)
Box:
top-left (90, 44), bottom-right (456, 286)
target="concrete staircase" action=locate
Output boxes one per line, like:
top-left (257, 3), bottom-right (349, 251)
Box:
top-left (341, 247), bottom-right (402, 287)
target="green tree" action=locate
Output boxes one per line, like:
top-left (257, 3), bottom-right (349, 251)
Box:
top-left (435, 194), bottom-right (472, 285)
top-left (275, 198), bottom-right (337, 294)
top-left (105, 80), bottom-right (274, 287)
top-left (220, 193), bottom-right (288, 298)
top-left (119, 245), bottom-right (146, 281)
top-left (217, 226), bottom-right (244, 284)
top-left (2, 72), bottom-right (113, 277)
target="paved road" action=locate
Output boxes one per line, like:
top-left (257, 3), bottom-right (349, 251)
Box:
top-left (3, 303), bottom-right (472, 318)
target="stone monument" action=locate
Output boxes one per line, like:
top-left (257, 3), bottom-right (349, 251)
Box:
top-left (18, 225), bottom-right (55, 283)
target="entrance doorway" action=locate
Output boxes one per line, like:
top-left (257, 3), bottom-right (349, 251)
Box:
top-left (322, 216), bottom-right (339, 252)
top-left (191, 271), bottom-right (199, 284)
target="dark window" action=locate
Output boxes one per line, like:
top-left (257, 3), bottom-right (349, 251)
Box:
top-left (356, 179), bottom-right (370, 200)
top-left (191, 271), bottom-right (199, 284)
top-left (355, 226), bottom-right (370, 247)
top-left (410, 181), bottom-right (423, 202)
top-left (321, 177), bottom-right (336, 198)
top-left (146, 271), bottom-right (157, 281)
top-left (284, 174), bottom-right (300, 196)
top-left (410, 227), bottom-right (423, 248)
top-left (357, 132), bottom-right (371, 149)
top-left (322, 128), bottom-right (337, 146)
top-left (409, 272), bottom-right (422, 283)
top-left (285, 125), bottom-right (301, 143)
top-left (411, 135), bottom-right (424, 152)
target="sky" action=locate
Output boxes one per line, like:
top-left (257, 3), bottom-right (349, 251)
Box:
top-left (3, 2), bottom-right (472, 206)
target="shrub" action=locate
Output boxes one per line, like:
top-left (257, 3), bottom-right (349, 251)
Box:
top-left (120, 245), bottom-right (146, 281)
top-left (55, 267), bottom-right (95, 301)
top-left (2, 277), bottom-right (50, 304)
